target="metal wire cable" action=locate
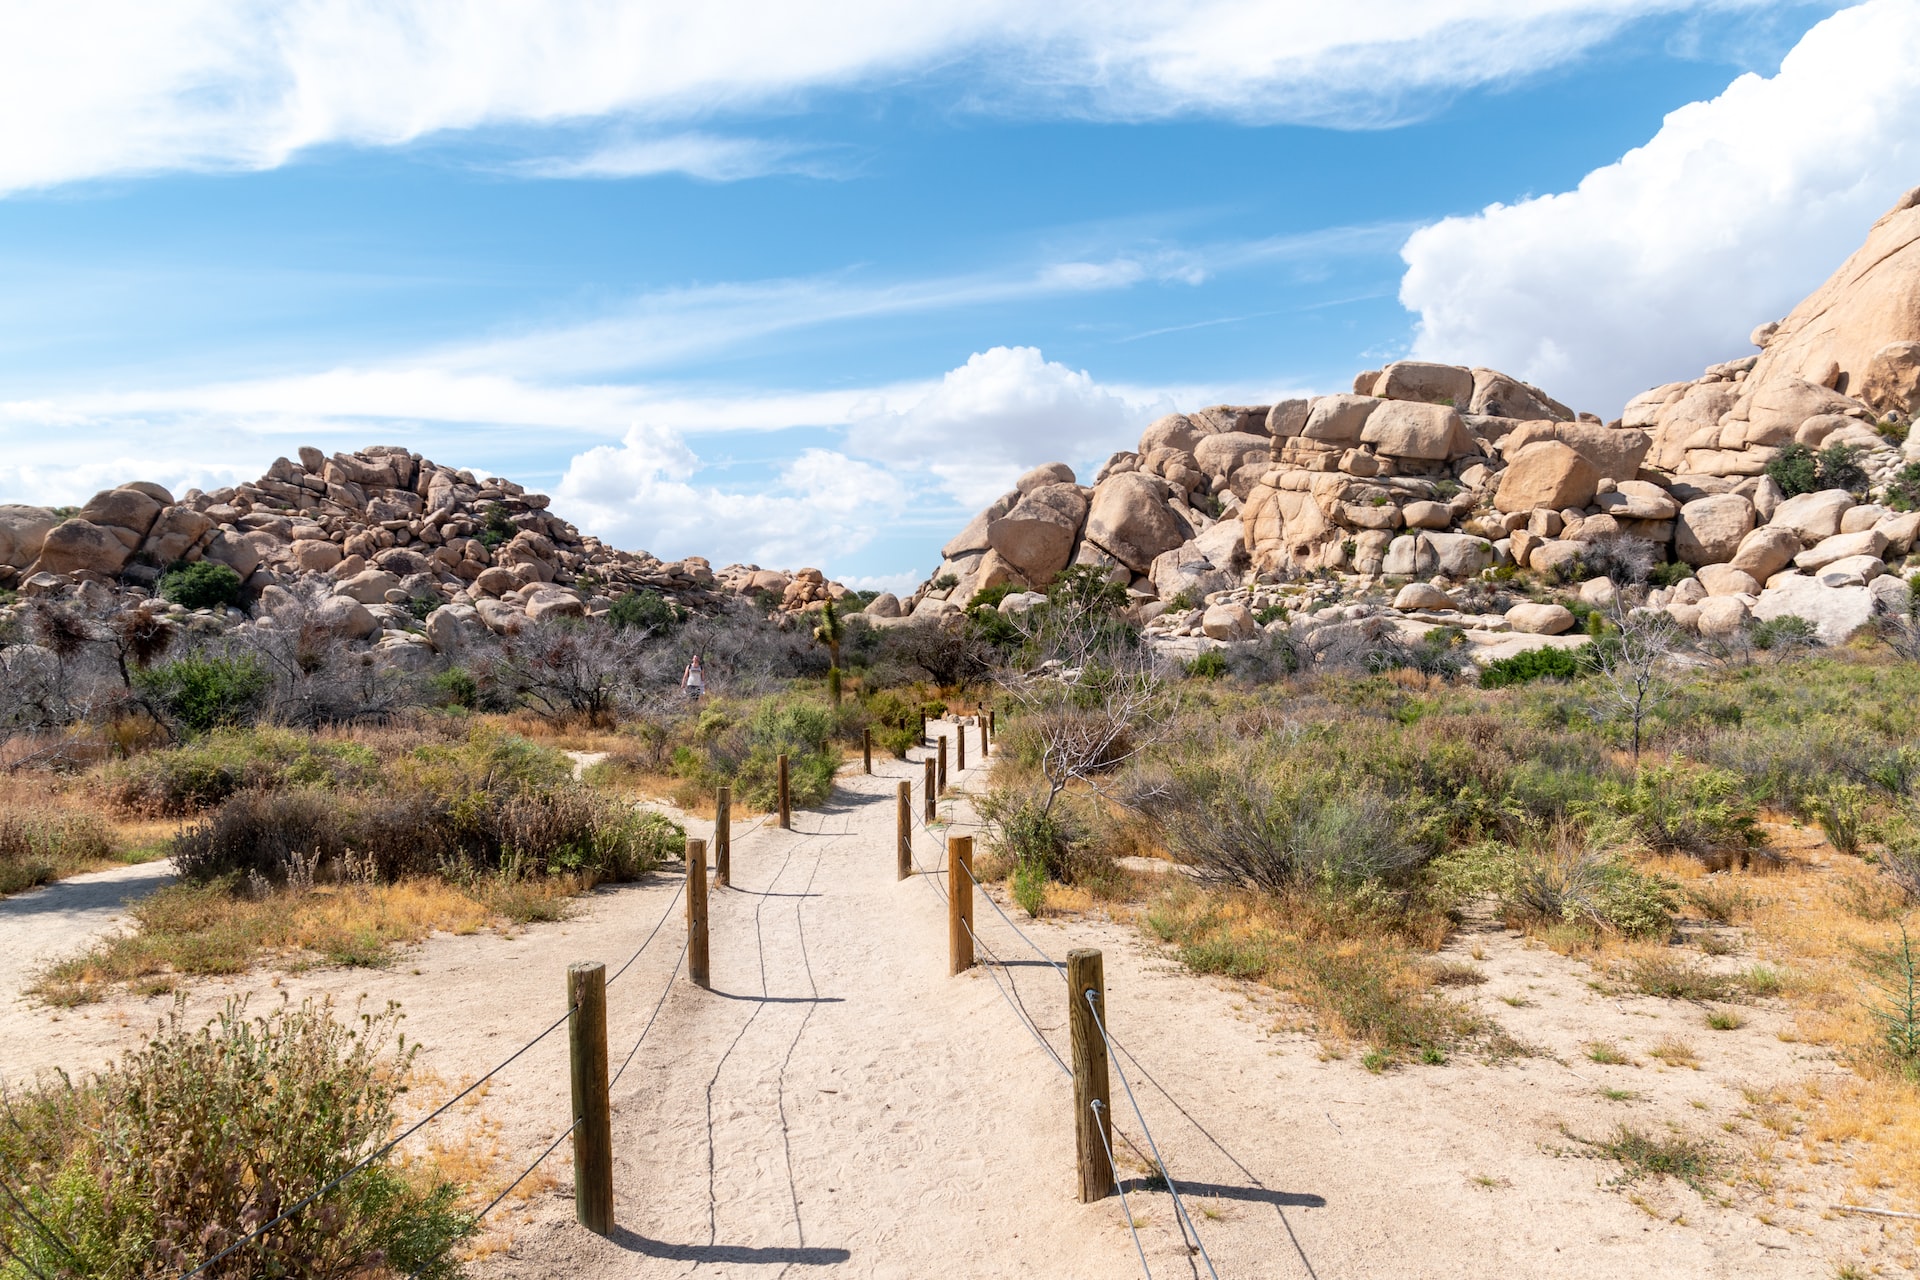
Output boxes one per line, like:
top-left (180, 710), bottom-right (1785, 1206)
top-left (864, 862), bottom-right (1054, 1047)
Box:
top-left (958, 915), bottom-right (1072, 1078)
top-left (1084, 990), bottom-right (1220, 1280)
top-left (611, 935), bottom-right (691, 1089)
top-left (0, 1171), bottom-right (80, 1278)
top-left (606, 876), bottom-right (686, 987)
top-left (404, 1118), bottom-right (582, 1280)
top-left (1093, 1099), bottom-right (1154, 1280)
top-left (177, 998), bottom-right (579, 1279)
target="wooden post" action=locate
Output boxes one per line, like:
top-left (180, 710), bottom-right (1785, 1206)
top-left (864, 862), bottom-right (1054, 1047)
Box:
top-left (714, 786), bottom-right (731, 888)
top-left (979, 716), bottom-right (988, 759)
top-left (957, 720), bottom-right (966, 772)
top-left (918, 710), bottom-right (927, 745)
top-left (777, 752), bottom-right (791, 830)
top-left (687, 838), bottom-right (710, 988)
top-left (896, 780), bottom-right (911, 881)
top-left (568, 961), bottom-right (614, 1234)
top-left (1068, 948), bottom-right (1113, 1203)
top-left (989, 708), bottom-right (997, 736)
top-left (937, 733), bottom-right (948, 795)
top-left (863, 727), bottom-right (872, 775)
top-left (923, 757), bottom-right (936, 824)
top-left (948, 835), bottom-right (974, 976)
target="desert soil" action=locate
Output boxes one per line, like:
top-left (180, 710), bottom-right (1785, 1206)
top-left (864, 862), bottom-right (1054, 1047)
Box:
top-left (2, 724), bottom-right (1910, 1277)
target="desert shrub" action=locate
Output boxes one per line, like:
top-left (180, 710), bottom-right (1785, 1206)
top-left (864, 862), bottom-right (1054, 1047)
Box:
top-left (1429, 829), bottom-right (1676, 939)
top-left (0, 998), bottom-right (470, 1279)
top-left (860, 689), bottom-right (923, 758)
top-left (967, 583), bottom-right (1018, 613)
top-left (1749, 614), bottom-right (1820, 653)
top-left (430, 665), bottom-right (480, 709)
top-left (0, 808), bottom-right (116, 896)
top-left (674, 699), bottom-right (839, 811)
top-left (134, 655), bottom-right (272, 734)
top-left (607, 589), bottom-right (680, 632)
top-left (1765, 442), bottom-right (1821, 497)
top-left (1819, 442), bottom-right (1869, 495)
top-left (1886, 462), bottom-right (1920, 512)
top-left (1648, 560), bottom-right (1695, 588)
top-left (1183, 650), bottom-right (1229, 679)
top-left (156, 560), bottom-right (244, 611)
top-left (1603, 763), bottom-right (1763, 862)
top-left (110, 727), bottom-right (381, 816)
top-left (1479, 644), bottom-right (1584, 689)
top-left (477, 501), bottom-right (516, 548)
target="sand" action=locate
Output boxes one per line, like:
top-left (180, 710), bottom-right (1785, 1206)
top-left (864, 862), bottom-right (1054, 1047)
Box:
top-left (2, 723), bottom-right (1909, 1277)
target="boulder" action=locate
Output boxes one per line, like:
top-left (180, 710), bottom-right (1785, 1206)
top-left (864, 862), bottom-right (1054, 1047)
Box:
top-left (1149, 544), bottom-right (1235, 602)
top-left (987, 483), bottom-right (1088, 582)
top-left (1695, 563), bottom-right (1761, 597)
top-left (1200, 602), bottom-right (1256, 641)
top-left (1138, 413), bottom-right (1202, 456)
top-left (1360, 402), bottom-right (1473, 461)
top-left (1016, 463), bottom-right (1076, 493)
top-left (0, 506), bottom-right (59, 570)
top-left (1469, 368), bottom-right (1571, 421)
top-left (1594, 481), bottom-right (1678, 521)
top-left (1841, 503), bottom-right (1890, 534)
top-left (997, 591), bottom-right (1047, 615)
top-left (1299, 395), bottom-right (1379, 446)
top-left (1863, 340), bottom-right (1920, 416)
top-left (473, 565), bottom-right (521, 596)
top-left (1527, 539), bottom-right (1586, 579)
top-left (1738, 187), bottom-right (1920, 419)
top-left (1503, 421), bottom-right (1650, 484)
top-left (1753, 575), bottom-right (1876, 645)
top-left (1674, 494), bottom-right (1755, 566)
top-left (864, 592), bottom-right (903, 619)
top-left (1394, 583), bottom-right (1455, 611)
top-left (1578, 577), bottom-right (1618, 607)
top-left (32, 519), bottom-right (132, 576)
top-left (526, 592), bottom-right (587, 622)
top-left (1371, 361), bottom-right (1473, 407)
top-left (203, 530), bottom-right (265, 581)
top-left (1506, 602), bottom-right (1575, 635)
top-left (1494, 441), bottom-right (1600, 514)
top-left (1401, 500), bottom-right (1451, 529)
top-left (1696, 596), bottom-right (1750, 638)
top-left (474, 598), bottom-right (528, 635)
top-left (941, 492), bottom-right (1017, 559)
top-left (313, 595), bottom-right (378, 640)
top-left (1817, 555), bottom-right (1886, 586)
top-left (290, 538), bottom-right (344, 572)
top-left (1768, 488), bottom-right (1855, 543)
top-left (77, 488), bottom-right (163, 545)
top-left (1423, 532), bottom-right (1495, 578)
top-left (424, 604), bottom-right (483, 653)
top-left (1192, 432), bottom-right (1271, 480)
top-left (1084, 472), bottom-right (1189, 572)
top-left (140, 506), bottom-right (214, 564)
top-left (1878, 511), bottom-right (1920, 556)
top-left (335, 569), bottom-right (402, 605)
top-left (1793, 528), bottom-right (1889, 572)
top-left (1265, 399), bottom-right (1311, 437)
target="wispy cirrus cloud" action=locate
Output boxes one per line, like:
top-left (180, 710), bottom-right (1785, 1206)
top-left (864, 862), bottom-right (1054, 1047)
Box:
top-left (0, 1), bottom-right (1781, 195)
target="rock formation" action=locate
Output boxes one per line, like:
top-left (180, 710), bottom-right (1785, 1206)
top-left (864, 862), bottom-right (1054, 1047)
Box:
top-left (0, 446), bottom-right (851, 656)
top-left (905, 187), bottom-right (1920, 656)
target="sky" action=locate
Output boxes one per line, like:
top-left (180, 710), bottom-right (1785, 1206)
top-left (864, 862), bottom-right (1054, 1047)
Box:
top-left (2, 1), bottom-right (1917, 594)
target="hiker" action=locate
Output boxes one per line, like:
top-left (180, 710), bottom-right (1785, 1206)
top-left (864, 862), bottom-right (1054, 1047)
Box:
top-left (682, 654), bottom-right (705, 701)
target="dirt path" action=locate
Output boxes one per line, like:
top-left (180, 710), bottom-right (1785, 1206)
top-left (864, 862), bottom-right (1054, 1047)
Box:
top-left (0, 724), bottom-right (1899, 1276)
top-left (0, 859), bottom-right (175, 1014)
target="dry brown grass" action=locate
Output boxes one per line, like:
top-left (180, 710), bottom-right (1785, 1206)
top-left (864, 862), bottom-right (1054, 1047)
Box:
top-left (32, 875), bottom-right (583, 1005)
top-left (0, 772), bottom-right (173, 896)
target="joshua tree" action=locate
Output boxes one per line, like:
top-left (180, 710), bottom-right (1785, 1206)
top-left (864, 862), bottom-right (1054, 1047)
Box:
top-left (814, 598), bottom-right (844, 705)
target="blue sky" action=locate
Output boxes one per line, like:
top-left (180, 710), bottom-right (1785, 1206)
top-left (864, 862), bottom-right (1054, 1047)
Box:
top-left (2, 1), bottom-right (1917, 592)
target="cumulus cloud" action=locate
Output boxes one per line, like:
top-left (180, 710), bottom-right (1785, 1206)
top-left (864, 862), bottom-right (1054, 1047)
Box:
top-left (0, 1), bottom-right (1765, 194)
top-left (844, 346), bottom-right (1171, 507)
top-left (553, 425), bottom-right (909, 567)
top-left (1399, 0), bottom-right (1920, 416)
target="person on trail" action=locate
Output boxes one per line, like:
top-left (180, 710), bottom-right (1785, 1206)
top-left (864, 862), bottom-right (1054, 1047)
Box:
top-left (682, 654), bottom-right (705, 700)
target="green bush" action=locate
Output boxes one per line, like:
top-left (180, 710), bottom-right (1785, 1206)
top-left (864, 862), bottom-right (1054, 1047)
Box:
top-left (1818, 442), bottom-right (1869, 495)
top-left (1648, 561), bottom-right (1695, 588)
top-left (1479, 644), bottom-right (1584, 689)
top-left (477, 502), bottom-right (516, 548)
top-left (967, 583), bottom-right (1018, 613)
top-left (1603, 763), bottom-right (1764, 862)
top-left (109, 727), bottom-right (380, 816)
top-left (133, 656), bottom-right (272, 735)
top-left (608, 589), bottom-right (680, 631)
top-left (1254, 604), bottom-right (1288, 626)
top-left (0, 998), bottom-right (471, 1280)
top-left (1765, 442), bottom-right (1821, 498)
top-left (431, 666), bottom-right (480, 709)
top-left (1749, 614), bottom-right (1820, 652)
top-left (1183, 650), bottom-right (1229, 679)
top-left (674, 700), bottom-right (841, 812)
top-left (156, 561), bottom-right (244, 611)
top-left (1887, 462), bottom-right (1920, 512)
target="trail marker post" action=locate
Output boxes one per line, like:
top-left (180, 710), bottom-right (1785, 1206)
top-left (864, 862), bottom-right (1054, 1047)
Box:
top-left (937, 733), bottom-right (948, 795)
top-left (957, 721), bottom-right (966, 772)
top-left (715, 786), bottom-right (731, 888)
top-left (778, 753), bottom-right (791, 830)
top-left (896, 781), bottom-right (912, 881)
top-left (923, 757), bottom-right (936, 824)
top-left (863, 727), bottom-right (872, 775)
top-left (1068, 948), bottom-right (1114, 1203)
top-left (948, 835), bottom-right (974, 975)
top-left (687, 838), bottom-right (710, 987)
top-left (979, 717), bottom-right (988, 758)
top-left (567, 961), bottom-right (614, 1234)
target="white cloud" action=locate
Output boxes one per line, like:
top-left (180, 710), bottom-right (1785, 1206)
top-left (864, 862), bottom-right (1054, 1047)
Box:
top-left (508, 132), bottom-right (839, 182)
top-left (845, 346), bottom-right (1173, 507)
top-left (1399, 0), bottom-right (1920, 416)
top-left (0, 1), bottom-right (1768, 194)
top-left (553, 426), bottom-right (910, 567)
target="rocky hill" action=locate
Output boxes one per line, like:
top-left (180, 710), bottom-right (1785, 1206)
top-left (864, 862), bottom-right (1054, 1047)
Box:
top-left (895, 187), bottom-right (1920, 658)
top-left (0, 444), bottom-right (850, 655)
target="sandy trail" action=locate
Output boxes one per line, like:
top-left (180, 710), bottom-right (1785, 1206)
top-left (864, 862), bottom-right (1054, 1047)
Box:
top-left (0, 859), bottom-right (175, 1011)
top-left (0, 723), bottom-right (1895, 1276)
